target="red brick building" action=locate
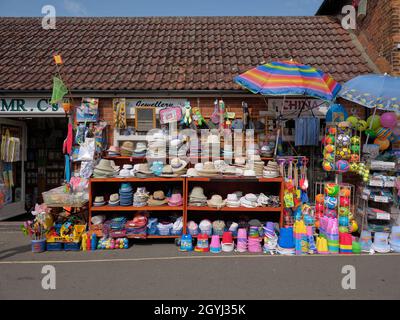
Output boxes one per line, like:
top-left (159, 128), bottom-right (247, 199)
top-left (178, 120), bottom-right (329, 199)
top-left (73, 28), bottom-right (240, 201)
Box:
top-left (317, 0), bottom-right (400, 75)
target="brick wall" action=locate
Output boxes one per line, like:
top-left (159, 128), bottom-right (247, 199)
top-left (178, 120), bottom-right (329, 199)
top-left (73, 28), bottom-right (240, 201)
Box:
top-left (356, 0), bottom-right (400, 75)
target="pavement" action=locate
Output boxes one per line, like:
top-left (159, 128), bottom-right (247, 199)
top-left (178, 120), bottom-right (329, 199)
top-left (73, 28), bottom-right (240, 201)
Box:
top-left (0, 222), bottom-right (399, 300)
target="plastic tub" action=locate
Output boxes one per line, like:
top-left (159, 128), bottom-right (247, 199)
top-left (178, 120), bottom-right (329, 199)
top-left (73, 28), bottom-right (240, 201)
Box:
top-left (46, 242), bottom-right (63, 251)
top-left (32, 239), bottom-right (46, 253)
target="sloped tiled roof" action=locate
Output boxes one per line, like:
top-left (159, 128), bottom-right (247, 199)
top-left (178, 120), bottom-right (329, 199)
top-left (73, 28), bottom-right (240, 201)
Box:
top-left (0, 16), bottom-right (372, 92)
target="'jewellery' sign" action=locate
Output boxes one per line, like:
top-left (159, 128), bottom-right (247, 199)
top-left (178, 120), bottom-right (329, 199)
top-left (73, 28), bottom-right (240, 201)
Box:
top-left (0, 98), bottom-right (64, 115)
top-left (126, 99), bottom-right (188, 117)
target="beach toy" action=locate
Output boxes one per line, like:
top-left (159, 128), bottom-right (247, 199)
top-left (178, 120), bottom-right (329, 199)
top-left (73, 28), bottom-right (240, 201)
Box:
top-left (339, 216), bottom-right (349, 227)
top-left (324, 208), bottom-right (337, 218)
top-left (195, 234), bottom-right (209, 252)
top-left (325, 135), bottom-right (335, 145)
top-left (337, 134), bottom-right (350, 146)
top-left (356, 120), bottom-right (368, 131)
top-left (340, 188), bottom-right (351, 198)
top-left (374, 138), bottom-right (390, 151)
top-left (324, 144), bottom-right (335, 153)
top-left (315, 194), bottom-right (325, 203)
top-left (336, 160), bottom-right (350, 173)
top-left (315, 203), bottom-right (324, 212)
top-left (316, 236), bottom-right (329, 254)
top-left (339, 197), bottom-right (350, 207)
top-left (339, 226), bottom-right (349, 233)
top-left (352, 240), bottom-right (361, 254)
top-left (367, 115), bottom-right (381, 130)
top-left (236, 228), bottom-right (248, 252)
top-left (380, 112), bottom-right (397, 129)
top-left (339, 207), bottom-right (350, 216)
top-left (376, 127), bottom-right (393, 140)
top-left (324, 196), bottom-right (337, 209)
top-left (350, 144), bottom-right (360, 153)
top-left (372, 232), bottom-right (391, 253)
top-left (325, 183), bottom-right (339, 196)
top-left (350, 220), bottom-right (358, 233)
top-left (350, 136), bottom-right (360, 145)
top-left (179, 234), bottom-right (193, 252)
top-left (360, 230), bottom-right (372, 252)
top-left (350, 154), bottom-right (360, 162)
top-left (209, 235), bottom-right (221, 253)
top-left (336, 147), bottom-right (350, 159)
top-left (339, 232), bottom-right (353, 254)
top-left (278, 227), bottom-right (295, 249)
top-left (346, 116), bottom-right (359, 128)
top-left (322, 161), bottom-right (334, 172)
top-left (323, 153), bottom-right (335, 162)
top-left (327, 127), bottom-right (337, 135)
top-left (365, 129), bottom-right (377, 138)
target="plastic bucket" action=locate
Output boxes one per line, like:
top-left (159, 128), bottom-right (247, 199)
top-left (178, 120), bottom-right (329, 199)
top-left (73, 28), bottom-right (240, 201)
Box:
top-left (31, 239), bottom-right (46, 253)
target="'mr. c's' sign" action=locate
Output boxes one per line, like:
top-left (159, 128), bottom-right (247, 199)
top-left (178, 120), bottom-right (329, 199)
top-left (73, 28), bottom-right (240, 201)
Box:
top-left (0, 98), bottom-right (64, 116)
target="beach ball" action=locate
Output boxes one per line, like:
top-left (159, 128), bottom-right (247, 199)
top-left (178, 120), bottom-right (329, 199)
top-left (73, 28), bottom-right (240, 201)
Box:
top-left (324, 209), bottom-right (337, 218)
top-left (324, 144), bottom-right (335, 153)
top-left (350, 136), bottom-right (360, 145)
top-left (337, 134), bottom-right (350, 146)
top-left (340, 188), bottom-right (351, 198)
top-left (316, 194), bottom-right (325, 203)
top-left (324, 153), bottom-right (335, 163)
top-left (336, 160), bottom-right (350, 173)
top-left (339, 216), bottom-right (349, 227)
top-left (346, 116), bottom-right (359, 128)
top-left (316, 203), bottom-right (324, 212)
top-left (356, 120), bottom-right (368, 132)
top-left (340, 197), bottom-right (350, 207)
top-left (337, 147), bottom-right (350, 159)
top-left (325, 183), bottom-right (339, 196)
top-left (376, 127), bottom-right (393, 140)
top-left (304, 214), bottom-right (314, 226)
top-left (350, 144), bottom-right (360, 154)
top-left (350, 154), bottom-right (360, 163)
top-left (328, 127), bottom-right (337, 135)
top-left (325, 135), bottom-right (335, 145)
top-left (325, 196), bottom-right (337, 209)
top-left (339, 207), bottom-right (350, 216)
top-left (322, 161), bottom-right (334, 172)
top-left (367, 115), bottom-right (381, 130)
top-left (380, 112), bottom-right (397, 129)
top-left (374, 138), bottom-right (390, 151)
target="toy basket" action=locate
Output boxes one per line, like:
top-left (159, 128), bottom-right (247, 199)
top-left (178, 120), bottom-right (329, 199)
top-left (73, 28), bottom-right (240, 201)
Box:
top-left (46, 242), bottom-right (63, 251)
top-left (42, 186), bottom-right (87, 207)
top-left (64, 242), bottom-right (81, 251)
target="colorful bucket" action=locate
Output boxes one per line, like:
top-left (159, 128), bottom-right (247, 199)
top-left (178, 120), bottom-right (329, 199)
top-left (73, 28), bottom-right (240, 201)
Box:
top-left (31, 239), bottom-right (46, 253)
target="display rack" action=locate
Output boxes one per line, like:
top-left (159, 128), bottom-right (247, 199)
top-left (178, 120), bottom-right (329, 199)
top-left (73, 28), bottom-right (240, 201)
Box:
top-left (88, 176), bottom-right (284, 240)
top-left (89, 177), bottom-right (186, 239)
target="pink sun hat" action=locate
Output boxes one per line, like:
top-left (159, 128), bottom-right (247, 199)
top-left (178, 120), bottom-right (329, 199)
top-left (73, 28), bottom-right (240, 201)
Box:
top-left (168, 193), bottom-right (183, 206)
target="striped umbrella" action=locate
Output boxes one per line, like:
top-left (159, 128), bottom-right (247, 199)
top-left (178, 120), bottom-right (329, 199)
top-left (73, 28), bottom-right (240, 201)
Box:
top-left (234, 60), bottom-right (341, 102)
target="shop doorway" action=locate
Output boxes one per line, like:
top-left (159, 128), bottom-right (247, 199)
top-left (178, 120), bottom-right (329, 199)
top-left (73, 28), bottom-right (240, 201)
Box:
top-left (0, 117), bottom-right (67, 220)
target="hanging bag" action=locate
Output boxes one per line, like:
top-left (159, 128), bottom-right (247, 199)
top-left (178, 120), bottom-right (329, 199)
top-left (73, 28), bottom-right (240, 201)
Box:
top-left (159, 106), bottom-right (182, 124)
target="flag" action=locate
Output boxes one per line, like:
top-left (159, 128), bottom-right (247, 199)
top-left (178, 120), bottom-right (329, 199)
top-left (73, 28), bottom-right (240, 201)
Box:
top-left (53, 54), bottom-right (63, 65)
top-left (50, 76), bottom-right (68, 104)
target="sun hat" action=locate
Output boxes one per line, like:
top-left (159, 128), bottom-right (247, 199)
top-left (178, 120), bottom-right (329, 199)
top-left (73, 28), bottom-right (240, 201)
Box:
top-left (235, 157), bottom-right (246, 166)
top-left (136, 163), bottom-right (153, 175)
top-left (195, 234), bottom-right (210, 252)
top-left (187, 220), bottom-right (199, 236)
top-left (168, 193), bottom-right (183, 206)
top-left (190, 187), bottom-right (207, 199)
top-left (210, 235), bottom-right (222, 253)
top-left (93, 196), bottom-right (105, 206)
top-left (160, 164), bottom-right (178, 177)
top-left (170, 157), bottom-right (188, 172)
top-left (225, 193), bottom-right (240, 207)
top-left (150, 161), bottom-right (164, 176)
top-left (120, 141), bottom-right (134, 151)
top-left (197, 162), bottom-right (219, 176)
top-left (212, 220), bottom-right (226, 236)
top-left (199, 219), bottom-right (212, 236)
top-left (134, 142), bottom-right (147, 153)
top-left (207, 195), bottom-right (226, 209)
top-left (185, 168), bottom-right (198, 177)
top-left (95, 159), bottom-right (116, 172)
top-left (263, 161), bottom-right (280, 178)
top-left (91, 215), bottom-right (105, 225)
top-left (108, 193), bottom-right (120, 205)
top-left (120, 182), bottom-right (133, 192)
top-left (243, 169), bottom-right (256, 177)
top-left (147, 190), bottom-right (168, 206)
top-left (371, 232), bottom-right (391, 253)
top-left (107, 145), bottom-right (120, 155)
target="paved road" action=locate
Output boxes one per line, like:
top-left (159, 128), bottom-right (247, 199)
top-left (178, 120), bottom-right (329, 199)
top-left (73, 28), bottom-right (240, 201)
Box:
top-left (1, 225), bottom-right (399, 300)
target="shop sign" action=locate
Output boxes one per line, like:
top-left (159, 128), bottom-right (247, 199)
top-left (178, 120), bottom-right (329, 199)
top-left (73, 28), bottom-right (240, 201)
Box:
top-left (0, 98), bottom-right (64, 116)
top-left (268, 99), bottom-right (330, 118)
top-left (126, 99), bottom-right (188, 117)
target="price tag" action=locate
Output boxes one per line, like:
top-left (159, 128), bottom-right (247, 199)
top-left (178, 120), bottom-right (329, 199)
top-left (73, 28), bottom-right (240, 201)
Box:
top-left (369, 180), bottom-right (384, 187)
top-left (376, 212), bottom-right (391, 220)
top-left (384, 181), bottom-right (395, 187)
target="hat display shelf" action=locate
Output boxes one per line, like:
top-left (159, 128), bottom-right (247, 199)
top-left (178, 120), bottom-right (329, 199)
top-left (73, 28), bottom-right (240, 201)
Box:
top-left (186, 174), bottom-right (284, 239)
top-left (89, 177), bottom-right (186, 239)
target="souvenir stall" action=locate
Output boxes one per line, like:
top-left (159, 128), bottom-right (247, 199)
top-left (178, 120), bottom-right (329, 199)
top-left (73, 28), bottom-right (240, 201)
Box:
top-left (21, 58), bottom-right (400, 255)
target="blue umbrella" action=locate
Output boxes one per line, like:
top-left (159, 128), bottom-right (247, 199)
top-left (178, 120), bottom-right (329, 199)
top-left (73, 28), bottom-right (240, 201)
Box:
top-left (339, 74), bottom-right (400, 112)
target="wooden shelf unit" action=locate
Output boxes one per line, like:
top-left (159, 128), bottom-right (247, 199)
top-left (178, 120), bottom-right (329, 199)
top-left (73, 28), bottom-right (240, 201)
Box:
top-left (88, 176), bottom-right (284, 240)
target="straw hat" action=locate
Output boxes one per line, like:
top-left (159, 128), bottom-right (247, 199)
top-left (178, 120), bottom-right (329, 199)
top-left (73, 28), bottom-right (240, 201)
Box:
top-left (107, 146), bottom-right (120, 154)
top-left (137, 163), bottom-right (152, 174)
top-left (160, 164), bottom-right (178, 177)
top-left (148, 190), bottom-right (168, 206)
top-left (170, 157), bottom-right (188, 172)
top-left (134, 142), bottom-right (147, 153)
top-left (95, 159), bottom-right (116, 172)
top-left (207, 195), bottom-right (226, 209)
top-left (120, 141), bottom-right (134, 152)
top-left (235, 157), bottom-right (246, 166)
top-left (185, 168), bottom-right (198, 177)
top-left (197, 162), bottom-right (218, 176)
top-left (190, 187), bottom-right (207, 200)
